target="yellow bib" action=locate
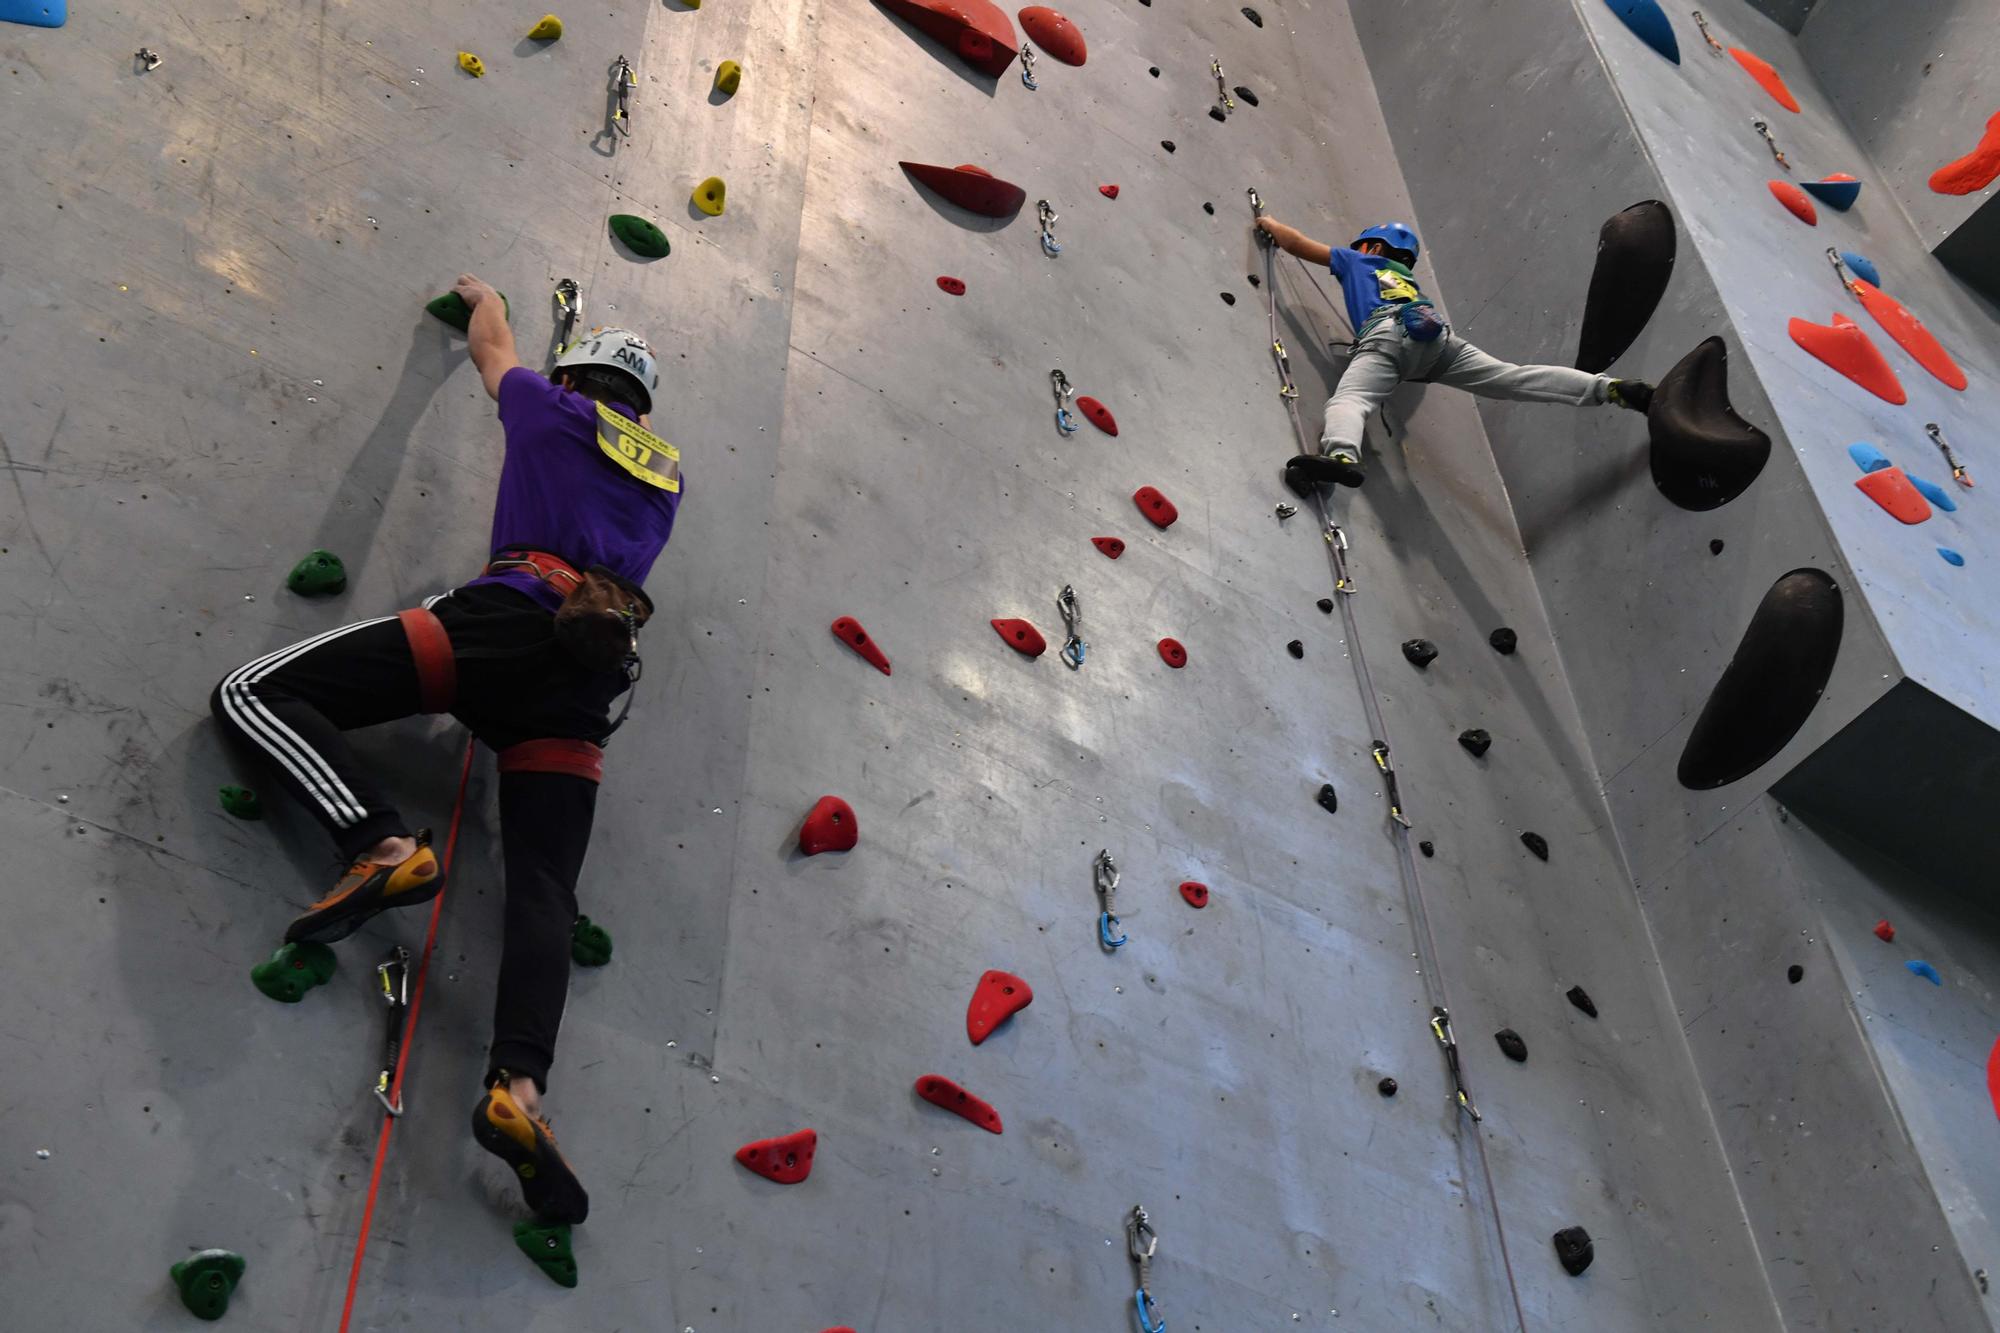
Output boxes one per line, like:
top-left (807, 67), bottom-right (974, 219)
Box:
top-left (595, 403), bottom-right (682, 493)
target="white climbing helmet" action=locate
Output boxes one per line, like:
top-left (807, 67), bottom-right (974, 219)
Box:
top-left (554, 326), bottom-right (659, 414)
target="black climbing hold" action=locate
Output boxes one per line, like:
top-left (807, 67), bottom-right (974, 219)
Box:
top-left (571, 915), bottom-right (613, 967)
top-left (251, 941), bottom-right (336, 1003)
top-left (286, 549), bottom-right (347, 596)
top-left (1401, 638), bottom-right (1438, 668)
top-left (515, 1221), bottom-right (578, 1287)
top-left (1489, 627), bottom-right (1517, 655)
top-left (1162, 140), bottom-right (1176, 153)
top-left (1316, 598), bottom-right (1334, 614)
top-left (1553, 1226), bottom-right (1594, 1276)
top-left (1283, 461), bottom-right (1317, 500)
top-left (1648, 336), bottom-right (1772, 512)
top-left (1202, 201), bottom-right (1214, 215)
top-left (1148, 66), bottom-right (1160, 77)
top-left (1221, 292), bottom-right (1236, 306)
top-left (1377, 1077), bottom-right (1398, 1097)
top-left (1248, 273), bottom-right (1261, 287)
top-left (1234, 85), bottom-right (1258, 107)
top-left (1241, 6), bottom-right (1263, 26)
top-left (1574, 200), bottom-right (1675, 374)
top-left (1458, 728), bottom-right (1491, 758)
top-left (1286, 639), bottom-right (1303, 659)
top-left (1494, 1028), bottom-right (1528, 1062)
top-left (219, 785), bottom-right (263, 820)
top-left (1677, 569), bottom-right (1842, 789)
top-left (1787, 963), bottom-right (1804, 984)
top-left (609, 213), bottom-right (671, 259)
top-left (1521, 831), bottom-right (1549, 861)
top-left (170, 1248), bottom-right (246, 1320)
top-left (1709, 539), bottom-right (1725, 555)
top-left (1566, 985), bottom-right (1598, 1018)
top-left (1208, 106), bottom-right (1226, 122)
top-left (1315, 783), bottom-right (1338, 815)
top-left (1418, 840), bottom-right (1434, 858)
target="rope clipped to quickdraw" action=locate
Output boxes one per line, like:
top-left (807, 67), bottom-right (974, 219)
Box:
top-left (371, 946), bottom-right (410, 1116)
top-left (1127, 1205), bottom-right (1166, 1332)
top-left (610, 54), bottom-right (636, 136)
top-left (1037, 199), bottom-right (1062, 257)
top-left (1057, 583), bottom-right (1086, 669)
top-left (1094, 849), bottom-right (1125, 949)
top-left (1051, 369), bottom-right (1079, 435)
top-left (1430, 1005), bottom-right (1481, 1121)
top-left (553, 278), bottom-right (581, 355)
top-left (1020, 42), bottom-right (1038, 90)
top-left (1371, 742), bottom-right (1413, 828)
top-left (1210, 57), bottom-right (1234, 116)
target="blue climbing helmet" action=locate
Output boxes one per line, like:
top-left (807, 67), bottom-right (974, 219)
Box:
top-left (1352, 222), bottom-right (1420, 265)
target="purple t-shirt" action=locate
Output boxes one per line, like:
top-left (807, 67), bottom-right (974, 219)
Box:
top-left (465, 367), bottom-right (682, 612)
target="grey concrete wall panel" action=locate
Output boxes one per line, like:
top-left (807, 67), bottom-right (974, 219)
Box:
top-left (1798, 0), bottom-right (2000, 247)
top-left (1933, 191), bottom-right (2000, 306)
top-left (1746, 0), bottom-right (1821, 37)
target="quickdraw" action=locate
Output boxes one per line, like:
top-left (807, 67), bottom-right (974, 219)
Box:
top-left (1094, 849), bottom-right (1125, 949)
top-left (1127, 1205), bottom-right (1166, 1332)
top-left (553, 278), bottom-right (582, 354)
top-left (1371, 741), bottom-right (1413, 828)
top-left (1928, 422), bottom-right (1973, 488)
top-left (1430, 1006), bottom-right (1482, 1122)
top-left (1020, 43), bottom-right (1038, 90)
top-left (1037, 199), bottom-right (1062, 257)
top-left (1210, 57), bottom-right (1234, 116)
top-left (1692, 9), bottom-right (1724, 54)
top-left (611, 54), bottom-right (637, 136)
top-left (372, 946), bottom-right (411, 1116)
top-left (1051, 369), bottom-right (1079, 435)
top-left (1057, 583), bottom-right (1086, 669)
top-left (1753, 117), bottom-right (1790, 171)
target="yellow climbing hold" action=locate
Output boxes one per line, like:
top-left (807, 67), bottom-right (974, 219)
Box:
top-left (693, 176), bottom-right (727, 216)
top-left (526, 14), bottom-right (563, 40)
top-left (714, 61), bottom-right (741, 95)
top-left (458, 51), bottom-right (486, 78)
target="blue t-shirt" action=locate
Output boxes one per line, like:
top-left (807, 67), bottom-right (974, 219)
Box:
top-left (1327, 248), bottom-right (1429, 335)
top-left (464, 366), bottom-right (683, 612)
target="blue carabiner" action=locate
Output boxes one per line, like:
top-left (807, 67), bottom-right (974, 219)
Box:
top-left (1057, 407), bottom-right (1079, 435)
top-left (1062, 637), bottom-right (1086, 669)
top-left (1135, 1289), bottom-right (1166, 1333)
top-left (1099, 911), bottom-right (1127, 950)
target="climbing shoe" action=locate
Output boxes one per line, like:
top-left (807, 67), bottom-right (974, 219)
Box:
top-left (1289, 451), bottom-right (1366, 488)
top-left (474, 1080), bottom-right (590, 1225)
top-left (1607, 379), bottom-right (1655, 414)
top-left (283, 830), bottom-right (442, 945)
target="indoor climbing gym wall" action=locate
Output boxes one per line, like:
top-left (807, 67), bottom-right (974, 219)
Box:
top-left (0, 2), bottom-right (1994, 1332)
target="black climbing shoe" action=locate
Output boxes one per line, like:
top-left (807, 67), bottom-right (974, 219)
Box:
top-left (1607, 379), bottom-right (1654, 414)
top-left (284, 830), bottom-right (442, 945)
top-left (1288, 451), bottom-right (1366, 488)
top-left (474, 1080), bottom-right (590, 1225)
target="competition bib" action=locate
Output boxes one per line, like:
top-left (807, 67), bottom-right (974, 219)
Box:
top-left (594, 403), bottom-right (682, 493)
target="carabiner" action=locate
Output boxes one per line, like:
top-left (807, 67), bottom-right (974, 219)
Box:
top-left (1051, 369), bottom-right (1078, 435)
top-left (1037, 199), bottom-right (1062, 257)
top-left (1099, 911), bottom-right (1127, 949)
top-left (1135, 1289), bottom-right (1167, 1333)
top-left (1019, 43), bottom-right (1038, 90)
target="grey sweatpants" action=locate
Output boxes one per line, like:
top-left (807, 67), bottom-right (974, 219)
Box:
top-left (1319, 318), bottom-right (1615, 455)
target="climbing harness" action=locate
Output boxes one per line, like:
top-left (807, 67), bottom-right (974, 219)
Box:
top-left (1037, 199), bottom-right (1062, 257)
top-left (1127, 1205), bottom-right (1166, 1332)
top-left (1051, 369), bottom-right (1079, 435)
top-left (135, 47), bottom-right (161, 72)
top-left (611, 54), bottom-right (637, 136)
top-left (1752, 117), bottom-right (1790, 171)
top-left (1371, 741), bottom-right (1413, 828)
top-left (1057, 583), bottom-right (1086, 669)
top-left (371, 946), bottom-right (411, 1116)
top-left (1210, 57), bottom-right (1234, 116)
top-left (1692, 10), bottom-right (1723, 54)
top-left (1094, 849), bottom-right (1125, 949)
top-left (1928, 422), bottom-right (1973, 488)
top-left (1274, 502), bottom-right (1297, 522)
top-left (553, 278), bottom-right (581, 354)
top-left (1020, 43), bottom-right (1038, 90)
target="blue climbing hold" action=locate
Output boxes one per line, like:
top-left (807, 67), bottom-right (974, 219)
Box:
top-left (1840, 252), bottom-right (1881, 288)
top-left (1604, 0), bottom-right (1680, 64)
top-left (0, 0), bottom-right (65, 26)
top-left (1846, 443), bottom-right (1891, 474)
top-left (1906, 960), bottom-right (1942, 985)
top-left (1908, 474), bottom-right (1958, 512)
top-left (1938, 547), bottom-right (1965, 567)
top-left (1801, 176), bottom-right (1863, 211)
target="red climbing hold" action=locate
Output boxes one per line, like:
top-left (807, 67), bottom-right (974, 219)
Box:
top-left (1855, 467), bottom-right (1933, 525)
top-left (876, 0), bottom-right (1020, 77)
top-left (1987, 1035), bottom-right (2000, 1124)
top-left (1873, 919), bottom-right (1896, 943)
top-left (899, 161), bottom-right (1028, 218)
top-left (1018, 6), bottom-right (1086, 65)
top-left (1729, 48), bottom-right (1800, 113)
top-left (991, 618), bottom-right (1047, 657)
top-left (1099, 184), bottom-right (1120, 200)
top-left (1091, 536), bottom-right (1125, 559)
top-left (1076, 396), bottom-right (1118, 435)
top-left (1133, 486), bottom-right (1178, 528)
top-left (734, 1128), bottom-right (817, 1184)
top-left (1768, 179), bottom-right (1817, 226)
top-left (1157, 637), bottom-right (1187, 668)
top-left (1789, 313), bottom-right (1906, 404)
top-left (1847, 280), bottom-right (1968, 392)
top-left (1180, 880), bottom-right (1209, 908)
top-left (966, 968), bottom-right (1032, 1044)
top-left (830, 616), bottom-right (892, 675)
top-left (936, 275), bottom-right (967, 296)
top-left (915, 1074), bottom-right (1004, 1134)
top-left (1930, 109), bottom-right (2000, 195)
top-left (799, 796), bottom-right (859, 855)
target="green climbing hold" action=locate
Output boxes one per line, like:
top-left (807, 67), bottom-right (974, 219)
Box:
top-left (251, 941), bottom-right (337, 1003)
top-left (170, 1249), bottom-right (246, 1321)
top-left (514, 1221), bottom-right (577, 1287)
top-left (609, 214), bottom-right (671, 259)
top-left (571, 915), bottom-right (613, 967)
top-left (425, 290), bottom-right (508, 332)
top-left (286, 549), bottom-right (347, 596)
top-left (218, 785), bottom-right (264, 820)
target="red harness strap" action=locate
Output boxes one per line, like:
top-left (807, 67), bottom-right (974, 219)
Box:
top-left (397, 607), bottom-right (457, 714)
top-left (497, 738), bottom-right (604, 785)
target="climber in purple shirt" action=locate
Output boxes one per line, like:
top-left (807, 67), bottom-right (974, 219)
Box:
top-left (210, 273), bottom-right (681, 1227)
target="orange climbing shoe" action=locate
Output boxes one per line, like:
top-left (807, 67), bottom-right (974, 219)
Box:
top-left (473, 1081), bottom-right (590, 1224)
top-left (283, 830), bottom-right (443, 945)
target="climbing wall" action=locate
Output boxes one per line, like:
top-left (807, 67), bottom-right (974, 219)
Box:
top-left (14, 0), bottom-right (1989, 1328)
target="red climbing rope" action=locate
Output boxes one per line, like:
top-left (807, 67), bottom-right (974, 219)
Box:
top-left (335, 739), bottom-right (477, 1333)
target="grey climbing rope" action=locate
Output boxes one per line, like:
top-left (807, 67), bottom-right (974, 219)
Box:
top-left (1057, 583), bottom-right (1086, 669)
top-left (1126, 1205), bottom-right (1165, 1332)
